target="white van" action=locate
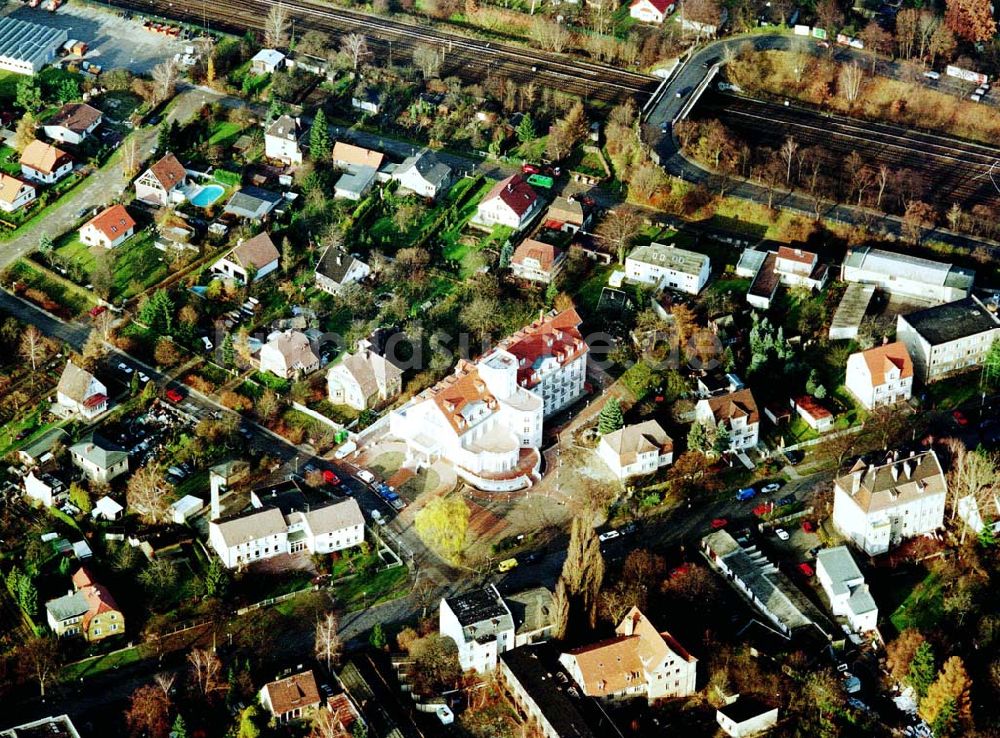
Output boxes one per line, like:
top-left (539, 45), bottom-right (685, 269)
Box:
top-left (922, 70), bottom-right (940, 80)
top-left (356, 469), bottom-right (376, 485)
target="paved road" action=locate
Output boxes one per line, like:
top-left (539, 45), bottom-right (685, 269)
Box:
top-left (646, 34), bottom-right (1000, 252)
top-left (0, 88), bottom-right (218, 272)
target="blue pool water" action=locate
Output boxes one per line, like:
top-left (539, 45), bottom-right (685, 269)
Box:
top-left (189, 184), bottom-right (225, 207)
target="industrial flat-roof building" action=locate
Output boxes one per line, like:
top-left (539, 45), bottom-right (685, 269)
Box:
top-left (0, 18), bottom-right (68, 75)
top-left (841, 247), bottom-right (974, 304)
top-left (896, 296), bottom-right (1000, 384)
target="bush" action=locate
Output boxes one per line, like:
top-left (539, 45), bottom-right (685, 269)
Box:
top-left (214, 168), bottom-right (241, 187)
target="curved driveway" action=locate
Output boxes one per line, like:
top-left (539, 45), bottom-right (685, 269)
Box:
top-left (646, 33), bottom-right (1000, 251)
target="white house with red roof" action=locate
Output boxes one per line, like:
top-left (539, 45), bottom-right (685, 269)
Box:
top-left (845, 341), bottom-right (913, 410)
top-left (475, 174), bottom-right (541, 231)
top-left (79, 204), bottom-right (136, 249)
top-left (0, 173), bottom-right (36, 213)
top-left (630, 0), bottom-right (675, 23)
top-left (511, 239), bottom-right (565, 284)
top-left (790, 395), bottom-right (834, 433)
top-left (389, 308), bottom-right (587, 490)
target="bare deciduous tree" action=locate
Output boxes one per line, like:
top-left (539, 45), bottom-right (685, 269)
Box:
top-left (264, 2), bottom-right (290, 48)
top-left (127, 465), bottom-right (172, 525)
top-left (779, 136), bottom-right (798, 185)
top-left (151, 59), bottom-right (179, 105)
top-left (153, 671), bottom-right (176, 699)
top-left (18, 637), bottom-right (59, 697)
top-left (943, 438), bottom-right (997, 542)
top-left (314, 611), bottom-right (342, 671)
top-left (413, 44), bottom-right (444, 79)
top-left (597, 206), bottom-right (643, 264)
top-left (839, 62), bottom-right (865, 103)
top-left (19, 325), bottom-right (47, 373)
top-left (187, 648), bottom-right (223, 697)
top-left (341, 33), bottom-right (370, 73)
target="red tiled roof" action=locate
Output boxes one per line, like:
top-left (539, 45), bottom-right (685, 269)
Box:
top-left (512, 239), bottom-right (563, 272)
top-left (147, 153), bottom-right (186, 190)
top-left (860, 341), bottom-right (913, 387)
top-left (497, 308), bottom-right (587, 390)
top-left (483, 174), bottom-right (537, 217)
top-left (82, 393), bottom-right (107, 409)
top-left (776, 246), bottom-right (817, 265)
top-left (263, 671), bottom-right (321, 717)
top-left (430, 364), bottom-right (500, 435)
top-left (705, 389), bottom-right (760, 426)
top-left (20, 140), bottom-right (72, 175)
top-left (630, 0), bottom-right (674, 12)
top-left (84, 204), bottom-right (136, 242)
top-left (793, 395), bottom-right (833, 419)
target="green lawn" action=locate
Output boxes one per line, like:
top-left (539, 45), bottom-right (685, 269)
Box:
top-left (334, 564), bottom-right (409, 610)
top-left (54, 230), bottom-right (168, 301)
top-left (0, 146), bottom-right (20, 176)
top-left (573, 263), bottom-right (617, 317)
top-left (60, 641), bottom-right (150, 682)
top-left (0, 70), bottom-right (18, 103)
top-left (95, 90), bottom-right (145, 122)
top-left (890, 572), bottom-right (945, 633)
top-left (208, 121), bottom-right (244, 147)
top-left (5, 259), bottom-right (95, 316)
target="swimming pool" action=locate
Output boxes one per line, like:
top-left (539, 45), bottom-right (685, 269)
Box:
top-left (189, 184), bottom-right (225, 208)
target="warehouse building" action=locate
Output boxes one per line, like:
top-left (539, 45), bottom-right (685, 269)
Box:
top-left (0, 17), bottom-right (68, 76)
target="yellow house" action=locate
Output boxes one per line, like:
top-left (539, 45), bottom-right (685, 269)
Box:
top-left (45, 567), bottom-right (124, 642)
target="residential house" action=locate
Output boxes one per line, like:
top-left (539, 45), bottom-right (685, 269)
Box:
top-left (315, 245), bottom-right (371, 294)
top-left (70, 436), bottom-right (128, 483)
top-left (42, 102), bottom-right (102, 145)
top-left (476, 174), bottom-right (541, 231)
top-left (701, 529), bottom-right (837, 639)
top-left (224, 186), bottom-right (283, 220)
top-left (17, 427), bottom-right (69, 466)
top-left (507, 586), bottom-right (555, 647)
top-left (716, 697), bottom-right (779, 738)
top-left (212, 232), bottom-right (280, 283)
top-left (832, 451), bottom-right (947, 556)
top-left (559, 607), bottom-right (697, 703)
top-left (0, 172), bottom-right (36, 213)
top-left (259, 329), bottom-right (320, 379)
top-left (79, 204), bottom-right (136, 249)
top-left (845, 341), bottom-right (914, 410)
top-left (895, 296), bottom-right (1000, 384)
top-left (630, 0), bottom-right (675, 23)
top-left (499, 645), bottom-right (626, 738)
top-left (694, 389), bottom-right (760, 453)
top-left (23, 470), bottom-right (67, 507)
top-left (170, 494), bottom-right (204, 524)
top-left (134, 153), bottom-right (187, 207)
top-left (790, 395), bottom-right (834, 433)
top-left (0, 715), bottom-right (82, 738)
top-left (45, 567), bottom-right (124, 641)
top-left (842, 247), bottom-right (974, 304)
top-left (543, 196), bottom-right (587, 233)
top-left (696, 371), bottom-right (743, 398)
top-left (389, 309), bottom-right (586, 490)
top-left (624, 242), bottom-right (711, 295)
top-left (19, 139), bottom-right (73, 183)
top-left (209, 496), bottom-right (364, 568)
top-left (510, 239), bottom-right (565, 284)
top-left (56, 360), bottom-right (107, 420)
top-left (392, 149), bottom-right (452, 199)
top-left (327, 346), bottom-right (403, 411)
top-left (250, 48), bottom-right (286, 74)
top-left (598, 420), bottom-right (673, 481)
top-left (351, 88), bottom-right (380, 115)
top-left (332, 142), bottom-right (384, 171)
top-left (259, 670), bottom-right (321, 723)
top-left (265, 115), bottom-right (303, 165)
top-left (333, 166), bottom-right (376, 201)
top-left (815, 546), bottom-right (878, 633)
top-left (440, 585), bottom-right (516, 673)
top-left (737, 246), bottom-right (827, 310)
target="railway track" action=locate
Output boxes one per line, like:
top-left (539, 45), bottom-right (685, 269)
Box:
top-left (106, 0), bottom-right (658, 104)
top-left (698, 92), bottom-right (1000, 210)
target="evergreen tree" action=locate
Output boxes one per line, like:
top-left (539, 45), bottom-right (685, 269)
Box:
top-left (352, 720), bottom-right (368, 738)
top-left (171, 715), bottom-right (189, 738)
top-left (598, 397), bottom-right (624, 435)
top-left (222, 333), bottom-right (235, 367)
top-left (310, 108), bottom-right (332, 161)
top-left (138, 289), bottom-right (174, 335)
top-left (813, 384), bottom-right (827, 399)
top-left (687, 421), bottom-right (709, 454)
top-left (516, 114), bottom-right (536, 143)
top-left (712, 424), bottom-right (731, 456)
top-left (156, 124), bottom-right (170, 154)
top-left (203, 557), bottom-right (229, 598)
top-left (908, 641), bottom-right (937, 699)
top-left (369, 623), bottom-right (387, 650)
top-left (979, 521), bottom-right (997, 547)
top-left (38, 233), bottom-right (53, 254)
top-left (545, 281), bottom-right (559, 306)
top-left (498, 239), bottom-right (513, 269)
top-left (130, 371), bottom-right (140, 396)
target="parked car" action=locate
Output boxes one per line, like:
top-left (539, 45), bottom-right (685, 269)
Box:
top-left (201, 336), bottom-right (214, 351)
top-left (117, 362), bottom-right (133, 375)
top-left (775, 528), bottom-right (790, 541)
top-left (322, 469), bottom-right (340, 486)
top-left (521, 163), bottom-right (541, 175)
top-left (370, 509), bottom-right (385, 526)
top-left (736, 487), bottom-right (756, 501)
top-left (798, 562), bottom-right (815, 577)
top-left (88, 305), bottom-right (107, 318)
top-left (761, 482), bottom-right (782, 493)
top-left (164, 388), bottom-right (184, 403)
top-left (598, 530), bottom-right (620, 542)
top-left (752, 503), bottom-right (771, 517)
top-left (356, 469), bottom-right (376, 485)
top-left (923, 70), bottom-right (941, 80)
top-left (784, 450), bottom-right (805, 465)
top-left (802, 520), bottom-right (816, 533)
top-left (953, 409), bottom-right (969, 426)
top-left (498, 557), bottom-right (518, 572)
top-left (711, 518), bottom-right (728, 529)
top-left (777, 495), bottom-right (795, 506)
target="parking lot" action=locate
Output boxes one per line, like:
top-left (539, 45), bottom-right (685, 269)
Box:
top-left (10, 3), bottom-right (187, 74)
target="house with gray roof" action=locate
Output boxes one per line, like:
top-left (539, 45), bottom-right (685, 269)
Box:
top-left (212, 232), bottom-right (280, 283)
top-left (224, 186), bottom-right (283, 221)
top-left (392, 149), bottom-right (453, 200)
top-left (439, 584), bottom-right (515, 673)
top-left (264, 115), bottom-right (303, 165)
top-left (815, 546), bottom-right (878, 633)
top-left (69, 435), bottom-right (128, 483)
top-left (623, 242), bottom-right (710, 295)
top-left (507, 586), bottom-right (555, 647)
top-left (55, 361), bottom-right (107, 420)
top-left (315, 245), bottom-right (371, 295)
top-left (334, 166), bottom-right (376, 201)
top-left (896, 295), bottom-right (1000, 384)
top-left (841, 246), bottom-right (974, 304)
top-left (327, 346), bottom-right (403, 411)
top-left (17, 427), bottom-right (69, 466)
top-left (208, 496), bottom-right (363, 568)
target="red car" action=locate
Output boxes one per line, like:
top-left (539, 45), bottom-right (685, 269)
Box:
top-left (802, 520), bottom-right (815, 533)
top-left (88, 305), bottom-right (107, 318)
top-left (670, 563), bottom-right (690, 578)
top-left (521, 163), bottom-right (541, 175)
top-left (322, 469), bottom-right (340, 485)
top-left (710, 518), bottom-right (728, 529)
top-left (753, 503), bottom-right (771, 518)
top-left (798, 563), bottom-right (815, 577)
top-left (953, 410), bottom-right (969, 426)
top-left (165, 388), bottom-right (183, 403)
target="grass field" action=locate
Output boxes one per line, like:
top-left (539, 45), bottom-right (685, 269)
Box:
top-left (0, 146), bottom-right (20, 176)
top-left (207, 121), bottom-right (244, 147)
top-left (54, 230), bottom-right (168, 301)
top-left (890, 571), bottom-right (945, 633)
